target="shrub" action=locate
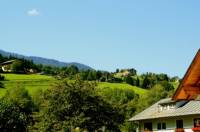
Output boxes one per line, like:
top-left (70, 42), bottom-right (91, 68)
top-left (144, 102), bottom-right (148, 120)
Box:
top-left (40, 78), bottom-right (124, 131)
top-left (0, 100), bottom-right (30, 132)
top-left (3, 85), bottom-right (34, 115)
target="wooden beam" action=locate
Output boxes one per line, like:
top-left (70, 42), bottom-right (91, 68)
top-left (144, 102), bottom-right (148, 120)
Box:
top-left (184, 86), bottom-right (200, 95)
top-left (183, 86), bottom-right (200, 91)
top-left (172, 49), bottom-right (200, 100)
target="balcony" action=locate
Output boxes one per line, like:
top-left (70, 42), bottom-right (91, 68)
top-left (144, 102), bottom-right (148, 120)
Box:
top-left (192, 127), bottom-right (200, 132)
top-left (175, 128), bottom-right (184, 132)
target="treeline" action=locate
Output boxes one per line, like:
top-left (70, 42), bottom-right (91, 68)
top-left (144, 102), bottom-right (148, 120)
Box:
top-left (0, 53), bottom-right (179, 91)
top-left (0, 54), bottom-right (39, 73)
top-left (41, 66), bottom-right (179, 91)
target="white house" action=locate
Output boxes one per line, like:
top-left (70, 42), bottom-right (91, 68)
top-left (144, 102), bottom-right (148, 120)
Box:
top-left (130, 49), bottom-right (200, 132)
top-left (0, 60), bottom-right (15, 72)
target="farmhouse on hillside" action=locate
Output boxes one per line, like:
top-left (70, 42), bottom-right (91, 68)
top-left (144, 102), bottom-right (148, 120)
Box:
top-left (130, 49), bottom-right (200, 132)
top-left (0, 60), bottom-right (15, 72)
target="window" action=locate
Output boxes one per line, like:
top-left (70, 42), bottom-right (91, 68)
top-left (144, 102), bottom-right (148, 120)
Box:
top-left (170, 104), bottom-right (175, 109)
top-left (144, 122), bottom-right (152, 131)
top-left (176, 120), bottom-right (183, 128)
top-left (163, 105), bottom-right (167, 110)
top-left (157, 122), bottom-right (166, 130)
top-left (162, 123), bottom-right (166, 129)
top-left (194, 118), bottom-right (200, 127)
top-left (157, 123), bottom-right (161, 130)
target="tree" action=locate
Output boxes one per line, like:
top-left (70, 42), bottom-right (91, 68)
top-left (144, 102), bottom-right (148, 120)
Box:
top-left (136, 77), bottom-right (140, 87)
top-left (128, 68), bottom-right (137, 76)
top-left (87, 70), bottom-right (97, 81)
top-left (3, 86), bottom-right (34, 116)
top-left (11, 60), bottom-right (24, 73)
top-left (0, 86), bottom-right (33, 132)
top-left (136, 84), bottom-right (168, 112)
top-left (116, 69), bottom-right (119, 73)
top-left (156, 73), bottom-right (169, 81)
top-left (0, 54), bottom-right (7, 63)
top-left (159, 81), bottom-right (174, 91)
top-left (0, 100), bottom-right (30, 132)
top-left (142, 76), bottom-right (151, 89)
top-left (66, 65), bottom-right (79, 75)
top-left (96, 70), bottom-right (102, 81)
top-left (40, 78), bottom-right (124, 131)
top-left (79, 70), bottom-right (89, 80)
top-left (124, 76), bottom-right (134, 85)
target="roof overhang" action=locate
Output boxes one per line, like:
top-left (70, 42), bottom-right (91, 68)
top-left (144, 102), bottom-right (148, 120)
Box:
top-left (172, 49), bottom-right (200, 101)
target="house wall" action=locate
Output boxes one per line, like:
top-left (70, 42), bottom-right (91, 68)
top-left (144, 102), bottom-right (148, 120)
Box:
top-left (2, 64), bottom-right (12, 72)
top-left (138, 115), bottom-right (200, 132)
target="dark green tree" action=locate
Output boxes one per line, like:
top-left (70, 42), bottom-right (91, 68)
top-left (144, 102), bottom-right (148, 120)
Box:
top-left (87, 70), bottom-right (97, 81)
top-left (136, 77), bottom-right (140, 87)
top-left (116, 69), bottom-right (119, 73)
top-left (0, 100), bottom-right (30, 132)
top-left (0, 86), bottom-right (33, 132)
top-left (96, 70), bottom-right (102, 81)
top-left (142, 76), bottom-right (151, 89)
top-left (159, 81), bottom-right (174, 91)
top-left (11, 60), bottom-right (24, 73)
top-left (66, 65), bottom-right (79, 75)
top-left (3, 86), bottom-right (34, 115)
top-left (124, 76), bottom-right (134, 85)
top-left (128, 68), bottom-right (137, 76)
top-left (40, 78), bottom-right (124, 131)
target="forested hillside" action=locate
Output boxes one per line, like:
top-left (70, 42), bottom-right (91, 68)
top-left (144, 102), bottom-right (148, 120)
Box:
top-left (0, 49), bottom-right (92, 70)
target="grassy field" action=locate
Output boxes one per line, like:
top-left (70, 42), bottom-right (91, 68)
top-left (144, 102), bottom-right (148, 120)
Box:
top-left (0, 74), bottom-right (147, 98)
top-left (97, 82), bottom-right (147, 95)
top-left (0, 74), bottom-right (56, 97)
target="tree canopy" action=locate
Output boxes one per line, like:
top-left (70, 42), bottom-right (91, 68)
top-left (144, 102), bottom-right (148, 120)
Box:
top-left (40, 78), bottom-right (124, 131)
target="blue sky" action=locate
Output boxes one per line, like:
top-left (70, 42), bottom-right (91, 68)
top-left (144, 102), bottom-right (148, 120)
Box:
top-left (0, 0), bottom-right (200, 77)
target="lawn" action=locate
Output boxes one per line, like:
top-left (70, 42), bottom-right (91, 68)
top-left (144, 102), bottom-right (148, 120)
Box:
top-left (97, 82), bottom-right (147, 95)
top-left (0, 74), bottom-right (56, 97)
top-left (0, 74), bottom-right (148, 98)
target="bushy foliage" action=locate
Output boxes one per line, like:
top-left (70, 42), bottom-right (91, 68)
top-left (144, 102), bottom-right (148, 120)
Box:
top-left (98, 88), bottom-right (137, 105)
top-left (97, 87), bottom-right (140, 131)
top-left (39, 78), bottom-right (124, 131)
top-left (3, 86), bottom-right (34, 115)
top-left (31, 89), bottom-right (45, 111)
top-left (124, 76), bottom-right (134, 85)
top-left (11, 60), bottom-right (24, 73)
top-left (136, 84), bottom-right (169, 112)
top-left (0, 86), bottom-right (34, 132)
top-left (0, 100), bottom-right (30, 132)
top-left (158, 81), bottom-right (174, 91)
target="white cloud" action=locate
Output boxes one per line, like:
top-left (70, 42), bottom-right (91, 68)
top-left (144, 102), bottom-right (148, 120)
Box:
top-left (27, 9), bottom-right (40, 16)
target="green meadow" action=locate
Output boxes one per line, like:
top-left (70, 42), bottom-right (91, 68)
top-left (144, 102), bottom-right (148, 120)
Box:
top-left (0, 74), bottom-right (147, 98)
top-left (0, 74), bottom-right (56, 97)
top-left (97, 82), bottom-right (147, 95)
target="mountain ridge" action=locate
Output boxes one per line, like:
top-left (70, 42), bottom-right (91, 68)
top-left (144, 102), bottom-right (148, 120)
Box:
top-left (0, 49), bottom-right (93, 70)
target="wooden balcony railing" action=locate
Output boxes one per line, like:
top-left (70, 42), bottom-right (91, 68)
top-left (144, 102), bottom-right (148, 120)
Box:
top-left (192, 127), bottom-right (200, 132)
top-left (175, 128), bottom-right (184, 132)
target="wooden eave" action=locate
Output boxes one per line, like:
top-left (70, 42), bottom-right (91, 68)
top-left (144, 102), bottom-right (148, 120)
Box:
top-left (172, 49), bottom-right (200, 101)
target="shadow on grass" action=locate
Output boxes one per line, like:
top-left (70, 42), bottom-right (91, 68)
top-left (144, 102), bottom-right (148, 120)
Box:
top-left (0, 82), bottom-right (5, 89)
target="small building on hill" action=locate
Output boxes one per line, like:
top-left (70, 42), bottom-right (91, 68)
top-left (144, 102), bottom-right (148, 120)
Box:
top-left (0, 60), bottom-right (15, 72)
top-left (130, 49), bottom-right (200, 132)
